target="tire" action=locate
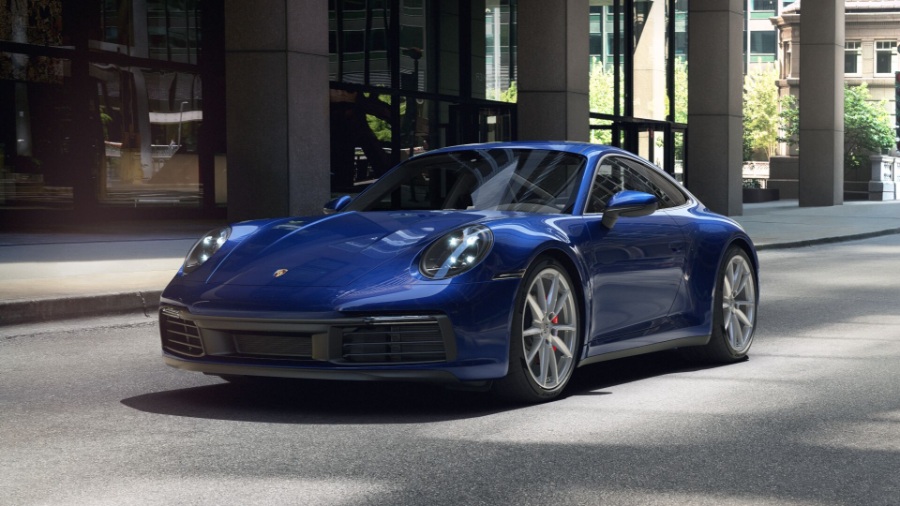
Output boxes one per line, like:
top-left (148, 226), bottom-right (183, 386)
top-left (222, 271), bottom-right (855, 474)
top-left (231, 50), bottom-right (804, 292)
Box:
top-left (683, 246), bottom-right (758, 363)
top-left (494, 257), bottom-right (581, 403)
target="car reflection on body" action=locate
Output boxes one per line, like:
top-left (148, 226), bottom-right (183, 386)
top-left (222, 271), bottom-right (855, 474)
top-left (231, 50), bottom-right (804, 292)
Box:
top-left (159, 141), bottom-right (758, 403)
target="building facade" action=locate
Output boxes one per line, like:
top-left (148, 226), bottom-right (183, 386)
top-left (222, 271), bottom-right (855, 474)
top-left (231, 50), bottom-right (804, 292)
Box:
top-left (772, 0), bottom-right (900, 134)
top-left (745, 0), bottom-right (796, 72)
top-left (1, 0), bottom-right (849, 225)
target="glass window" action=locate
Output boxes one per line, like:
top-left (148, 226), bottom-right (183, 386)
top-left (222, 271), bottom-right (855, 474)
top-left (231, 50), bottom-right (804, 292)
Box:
top-left (329, 90), bottom-right (393, 191)
top-left (90, 0), bottom-right (202, 64)
top-left (0, 52), bottom-right (75, 209)
top-left (93, 64), bottom-right (202, 206)
top-left (586, 156), bottom-right (687, 213)
top-left (876, 41), bottom-right (895, 75)
top-left (845, 41), bottom-right (861, 75)
top-left (0, 0), bottom-right (70, 46)
top-left (752, 0), bottom-right (776, 11)
top-left (750, 31), bottom-right (776, 55)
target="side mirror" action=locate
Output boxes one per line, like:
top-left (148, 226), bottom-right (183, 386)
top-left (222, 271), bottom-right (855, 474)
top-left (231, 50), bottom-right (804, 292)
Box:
top-left (323, 195), bottom-right (352, 215)
top-left (601, 190), bottom-right (658, 229)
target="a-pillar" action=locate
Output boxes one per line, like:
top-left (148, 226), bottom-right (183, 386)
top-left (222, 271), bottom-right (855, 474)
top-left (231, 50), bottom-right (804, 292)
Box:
top-left (799, 1), bottom-right (844, 206)
top-left (687, 0), bottom-right (744, 216)
top-left (224, 0), bottom-right (331, 220)
top-left (516, 0), bottom-right (589, 142)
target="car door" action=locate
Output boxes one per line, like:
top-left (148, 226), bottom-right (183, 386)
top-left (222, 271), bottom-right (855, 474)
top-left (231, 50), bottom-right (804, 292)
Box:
top-left (581, 155), bottom-right (689, 353)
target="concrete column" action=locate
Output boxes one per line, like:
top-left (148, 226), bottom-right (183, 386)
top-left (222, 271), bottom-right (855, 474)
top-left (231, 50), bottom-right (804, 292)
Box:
top-left (799, 0), bottom-right (844, 206)
top-left (686, 0), bottom-right (744, 216)
top-left (516, 0), bottom-right (589, 142)
top-left (225, 0), bottom-right (331, 221)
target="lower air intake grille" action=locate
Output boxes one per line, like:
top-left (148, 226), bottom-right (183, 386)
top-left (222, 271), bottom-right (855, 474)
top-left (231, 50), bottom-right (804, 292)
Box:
top-left (342, 323), bottom-right (446, 363)
top-left (232, 333), bottom-right (313, 359)
top-left (160, 308), bottom-right (204, 357)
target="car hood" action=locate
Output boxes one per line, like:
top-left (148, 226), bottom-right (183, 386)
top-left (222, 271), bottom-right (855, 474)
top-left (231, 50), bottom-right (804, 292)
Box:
top-left (205, 211), bottom-right (487, 287)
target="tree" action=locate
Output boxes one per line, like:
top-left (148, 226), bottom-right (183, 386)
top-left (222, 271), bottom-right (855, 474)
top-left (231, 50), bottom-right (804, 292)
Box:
top-left (844, 83), bottom-right (895, 173)
top-left (778, 83), bottom-right (895, 174)
top-left (742, 64), bottom-right (780, 160)
top-left (589, 63), bottom-right (615, 145)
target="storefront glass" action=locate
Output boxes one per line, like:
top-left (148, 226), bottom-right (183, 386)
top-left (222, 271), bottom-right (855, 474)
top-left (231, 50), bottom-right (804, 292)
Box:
top-left (0, 51), bottom-right (75, 208)
top-left (328, 0), bottom-right (516, 193)
top-left (1, 0), bottom-right (216, 217)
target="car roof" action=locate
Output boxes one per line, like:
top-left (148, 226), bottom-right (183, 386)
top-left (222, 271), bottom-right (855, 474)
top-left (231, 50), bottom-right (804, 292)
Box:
top-left (424, 141), bottom-right (623, 157)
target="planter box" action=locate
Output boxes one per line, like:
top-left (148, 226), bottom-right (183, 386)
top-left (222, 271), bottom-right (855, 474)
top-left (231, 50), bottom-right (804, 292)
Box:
top-left (742, 188), bottom-right (780, 203)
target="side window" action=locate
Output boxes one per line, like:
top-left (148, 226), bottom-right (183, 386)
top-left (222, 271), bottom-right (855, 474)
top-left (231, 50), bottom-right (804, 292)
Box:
top-left (586, 156), bottom-right (687, 213)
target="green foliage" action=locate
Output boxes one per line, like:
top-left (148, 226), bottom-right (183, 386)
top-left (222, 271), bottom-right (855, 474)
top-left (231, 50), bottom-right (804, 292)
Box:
top-left (742, 64), bottom-right (780, 160)
top-left (589, 63), bottom-right (615, 145)
top-left (500, 81), bottom-right (517, 103)
top-left (778, 83), bottom-right (894, 173)
top-left (366, 94), bottom-right (397, 143)
top-left (487, 81), bottom-right (517, 103)
top-left (844, 83), bottom-right (895, 172)
top-left (777, 94), bottom-right (799, 148)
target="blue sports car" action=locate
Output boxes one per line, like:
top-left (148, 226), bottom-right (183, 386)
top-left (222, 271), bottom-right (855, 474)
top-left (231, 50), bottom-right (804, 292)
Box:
top-left (159, 142), bottom-right (758, 402)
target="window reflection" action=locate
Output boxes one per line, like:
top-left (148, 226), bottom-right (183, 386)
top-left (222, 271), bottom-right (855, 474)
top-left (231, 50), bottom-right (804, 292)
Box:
top-left (0, 52), bottom-right (74, 207)
top-left (91, 0), bottom-right (202, 64)
top-left (93, 64), bottom-right (202, 205)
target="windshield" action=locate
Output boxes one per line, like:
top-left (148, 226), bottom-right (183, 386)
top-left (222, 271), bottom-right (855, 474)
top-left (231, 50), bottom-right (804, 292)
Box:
top-left (344, 148), bottom-right (587, 214)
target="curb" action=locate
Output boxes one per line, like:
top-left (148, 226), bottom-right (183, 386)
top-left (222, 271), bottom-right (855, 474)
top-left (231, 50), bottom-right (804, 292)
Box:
top-left (0, 291), bottom-right (161, 327)
top-left (755, 227), bottom-right (900, 251)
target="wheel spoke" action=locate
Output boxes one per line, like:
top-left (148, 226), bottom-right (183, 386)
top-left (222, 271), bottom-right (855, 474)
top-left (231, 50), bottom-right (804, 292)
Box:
top-left (526, 294), bottom-right (544, 320)
top-left (553, 324), bottom-right (577, 334)
top-left (552, 287), bottom-right (569, 317)
top-left (546, 274), bottom-right (559, 316)
top-left (548, 346), bottom-right (560, 386)
top-left (550, 335), bottom-right (573, 358)
top-left (534, 276), bottom-right (548, 313)
top-left (734, 308), bottom-right (753, 329)
top-left (522, 327), bottom-right (542, 337)
top-left (525, 335), bottom-right (542, 362)
top-left (538, 344), bottom-right (550, 385)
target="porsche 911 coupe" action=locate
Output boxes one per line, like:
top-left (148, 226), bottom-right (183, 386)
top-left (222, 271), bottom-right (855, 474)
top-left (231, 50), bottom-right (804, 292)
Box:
top-left (159, 141), bottom-right (758, 402)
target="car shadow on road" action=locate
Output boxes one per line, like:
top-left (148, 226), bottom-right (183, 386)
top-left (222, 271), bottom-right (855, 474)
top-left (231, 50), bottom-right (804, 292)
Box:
top-left (121, 350), bottom-right (728, 424)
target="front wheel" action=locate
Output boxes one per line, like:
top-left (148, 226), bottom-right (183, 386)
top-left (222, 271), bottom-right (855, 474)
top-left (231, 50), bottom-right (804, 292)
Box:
top-left (493, 258), bottom-right (581, 403)
top-left (684, 246), bottom-right (758, 363)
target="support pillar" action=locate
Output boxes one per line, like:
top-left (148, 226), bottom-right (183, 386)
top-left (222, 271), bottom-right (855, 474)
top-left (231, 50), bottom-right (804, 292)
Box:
top-left (799, 1), bottom-right (844, 206)
top-left (225, 0), bottom-right (330, 220)
top-left (516, 0), bottom-right (589, 142)
top-left (686, 0), bottom-right (744, 216)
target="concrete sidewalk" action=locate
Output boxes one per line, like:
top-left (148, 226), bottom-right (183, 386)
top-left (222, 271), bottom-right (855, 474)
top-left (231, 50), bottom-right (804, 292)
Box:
top-left (2, 200), bottom-right (900, 326)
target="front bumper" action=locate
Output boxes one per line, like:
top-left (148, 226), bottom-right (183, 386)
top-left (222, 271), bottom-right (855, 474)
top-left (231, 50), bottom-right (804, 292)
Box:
top-left (159, 305), bottom-right (501, 382)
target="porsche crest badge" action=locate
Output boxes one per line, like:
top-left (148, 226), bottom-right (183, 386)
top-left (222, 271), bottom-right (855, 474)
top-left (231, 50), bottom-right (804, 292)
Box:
top-left (273, 269), bottom-right (289, 278)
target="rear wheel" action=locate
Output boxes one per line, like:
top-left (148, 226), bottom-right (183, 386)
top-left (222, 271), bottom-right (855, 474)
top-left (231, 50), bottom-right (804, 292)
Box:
top-left (683, 246), bottom-right (758, 363)
top-left (494, 258), bottom-right (581, 403)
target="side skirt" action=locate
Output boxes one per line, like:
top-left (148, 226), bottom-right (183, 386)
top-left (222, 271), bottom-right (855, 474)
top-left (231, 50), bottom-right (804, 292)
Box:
top-left (577, 334), bottom-right (710, 368)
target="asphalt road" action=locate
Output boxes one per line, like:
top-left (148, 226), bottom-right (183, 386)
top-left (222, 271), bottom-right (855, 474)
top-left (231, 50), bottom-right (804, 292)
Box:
top-left (2, 235), bottom-right (900, 506)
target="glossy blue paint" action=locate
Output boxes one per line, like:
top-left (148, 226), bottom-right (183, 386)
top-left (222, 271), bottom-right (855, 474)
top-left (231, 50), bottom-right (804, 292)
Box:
top-left (159, 142), bottom-right (757, 386)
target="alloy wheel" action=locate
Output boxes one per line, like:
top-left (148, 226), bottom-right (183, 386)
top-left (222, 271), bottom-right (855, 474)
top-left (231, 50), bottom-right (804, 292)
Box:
top-left (521, 267), bottom-right (578, 390)
top-left (721, 254), bottom-right (756, 354)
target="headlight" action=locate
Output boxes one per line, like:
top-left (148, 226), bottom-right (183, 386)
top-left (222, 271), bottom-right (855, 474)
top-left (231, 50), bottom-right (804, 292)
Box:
top-left (420, 225), bottom-right (493, 279)
top-left (183, 227), bottom-right (231, 273)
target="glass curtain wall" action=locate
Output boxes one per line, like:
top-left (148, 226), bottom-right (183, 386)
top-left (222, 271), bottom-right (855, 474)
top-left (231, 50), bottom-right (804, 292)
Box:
top-left (588, 0), bottom-right (688, 182)
top-left (328, 0), bottom-right (516, 193)
top-left (0, 0), bottom-right (223, 219)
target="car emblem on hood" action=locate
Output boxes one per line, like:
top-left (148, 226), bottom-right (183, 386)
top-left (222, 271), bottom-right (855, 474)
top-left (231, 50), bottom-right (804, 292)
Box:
top-left (273, 269), bottom-right (289, 278)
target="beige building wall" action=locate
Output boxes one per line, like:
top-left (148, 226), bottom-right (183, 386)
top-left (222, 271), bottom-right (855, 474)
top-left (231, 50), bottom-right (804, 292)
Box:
top-left (774, 8), bottom-right (900, 158)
